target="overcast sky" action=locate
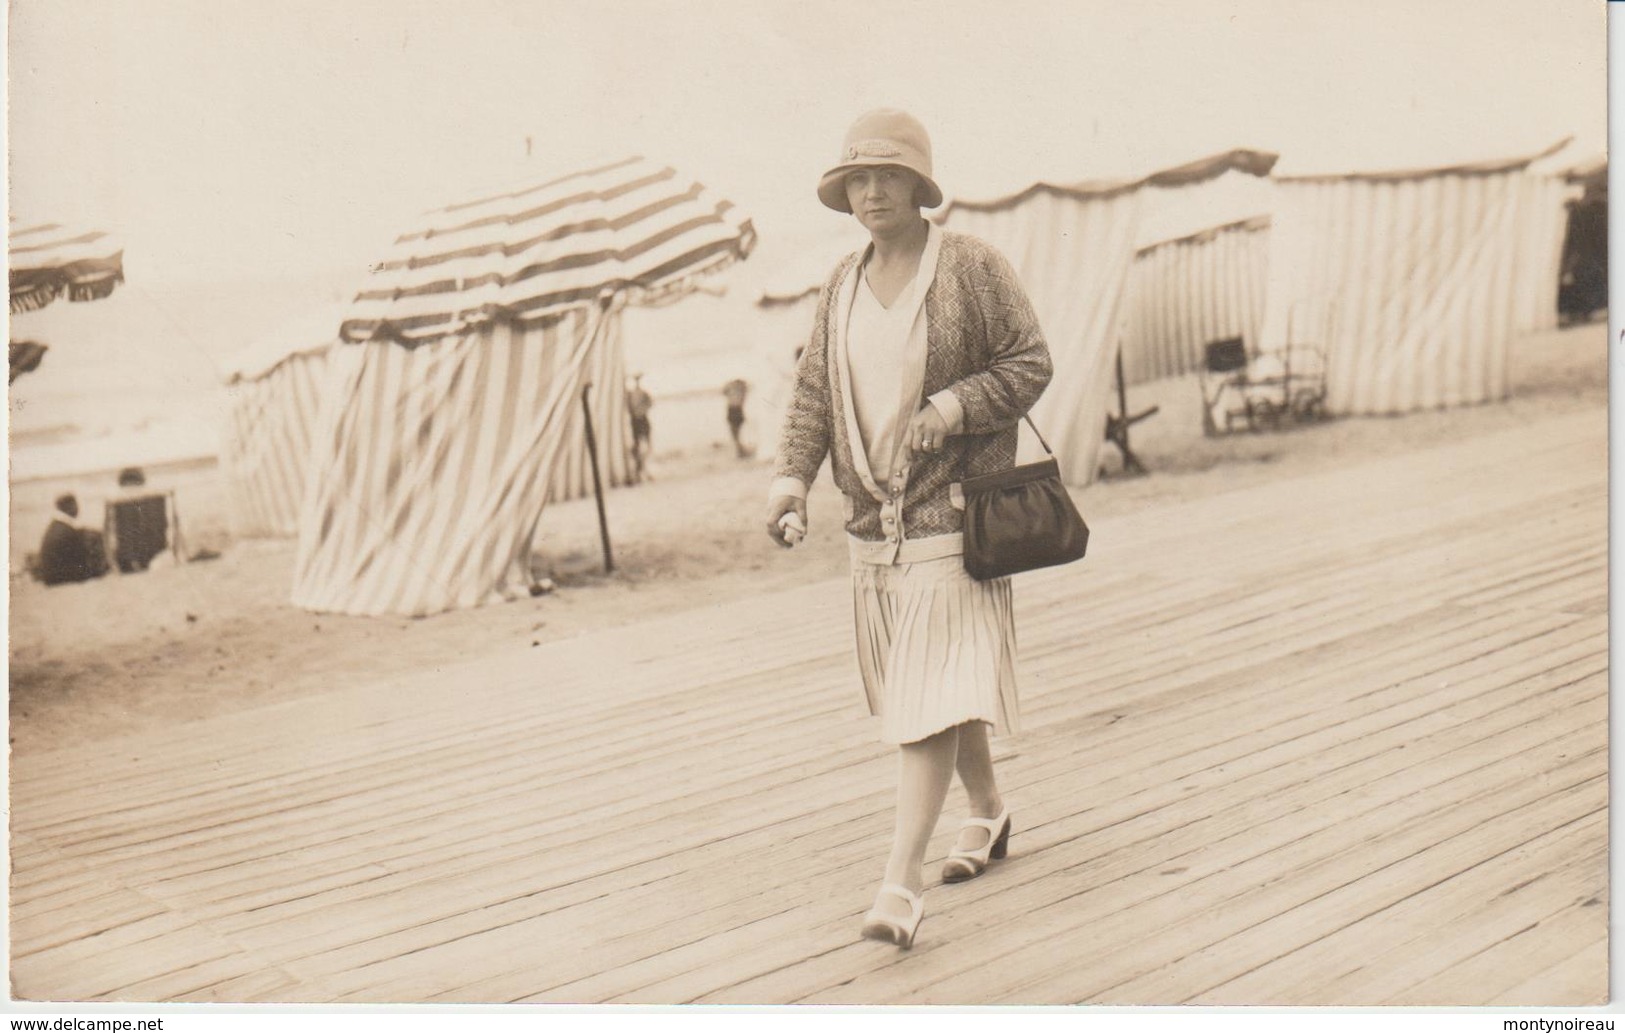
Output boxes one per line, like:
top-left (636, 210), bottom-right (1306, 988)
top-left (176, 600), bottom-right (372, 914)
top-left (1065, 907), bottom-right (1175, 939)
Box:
top-left (9, 0), bottom-right (1607, 291)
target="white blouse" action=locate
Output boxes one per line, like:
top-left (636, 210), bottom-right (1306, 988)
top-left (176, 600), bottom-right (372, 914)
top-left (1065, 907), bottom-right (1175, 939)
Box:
top-left (846, 265), bottom-right (921, 491)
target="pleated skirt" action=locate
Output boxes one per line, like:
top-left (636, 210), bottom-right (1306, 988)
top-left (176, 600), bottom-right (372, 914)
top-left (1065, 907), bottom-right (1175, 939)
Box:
top-left (850, 552), bottom-right (1021, 745)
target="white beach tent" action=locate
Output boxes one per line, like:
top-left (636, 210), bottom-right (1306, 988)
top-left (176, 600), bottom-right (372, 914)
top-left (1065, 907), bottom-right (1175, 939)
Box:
top-left (938, 150), bottom-right (1278, 484)
top-left (290, 156), bottom-right (756, 617)
top-left (1256, 140), bottom-right (1573, 415)
top-left (220, 305), bottom-right (345, 539)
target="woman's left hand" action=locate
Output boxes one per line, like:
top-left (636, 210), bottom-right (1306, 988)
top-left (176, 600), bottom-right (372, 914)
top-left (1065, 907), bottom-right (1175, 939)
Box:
top-left (906, 404), bottom-right (950, 458)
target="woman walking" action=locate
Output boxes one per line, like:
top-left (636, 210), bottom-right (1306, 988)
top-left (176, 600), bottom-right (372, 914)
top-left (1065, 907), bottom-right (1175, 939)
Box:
top-left (766, 109), bottom-right (1052, 948)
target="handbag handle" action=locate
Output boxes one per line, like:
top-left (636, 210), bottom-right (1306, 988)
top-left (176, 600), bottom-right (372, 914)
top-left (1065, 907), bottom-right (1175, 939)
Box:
top-left (1023, 414), bottom-right (1055, 457)
top-left (951, 413), bottom-right (1057, 481)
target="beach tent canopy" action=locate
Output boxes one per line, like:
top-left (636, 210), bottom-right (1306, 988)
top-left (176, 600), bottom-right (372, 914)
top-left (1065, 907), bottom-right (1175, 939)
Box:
top-left (938, 149), bottom-right (1278, 484)
top-left (9, 221), bottom-right (125, 314)
top-left (1257, 139), bottom-right (1573, 415)
top-left (222, 305), bottom-right (346, 386)
top-left (338, 156), bottom-right (755, 347)
top-left (1565, 155), bottom-right (1607, 192)
top-left (292, 156), bottom-right (755, 617)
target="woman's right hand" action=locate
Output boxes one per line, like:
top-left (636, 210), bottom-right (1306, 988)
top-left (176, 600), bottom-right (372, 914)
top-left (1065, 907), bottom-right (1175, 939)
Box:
top-left (767, 496), bottom-right (808, 548)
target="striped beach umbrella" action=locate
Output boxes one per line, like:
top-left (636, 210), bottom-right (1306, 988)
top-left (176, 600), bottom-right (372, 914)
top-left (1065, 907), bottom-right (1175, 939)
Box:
top-left (9, 222), bottom-right (125, 314)
top-left (340, 155), bottom-right (756, 346)
top-left (292, 156), bottom-right (755, 617)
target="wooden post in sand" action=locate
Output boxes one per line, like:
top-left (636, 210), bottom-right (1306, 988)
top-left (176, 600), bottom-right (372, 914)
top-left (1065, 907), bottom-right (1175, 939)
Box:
top-left (580, 383), bottom-right (615, 574)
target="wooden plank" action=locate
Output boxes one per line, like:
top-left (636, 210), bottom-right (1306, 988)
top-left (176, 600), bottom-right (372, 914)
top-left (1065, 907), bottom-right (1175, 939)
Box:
top-left (12, 910), bottom-right (247, 1003)
top-left (959, 780), bottom-right (1606, 1005)
top-left (1379, 876), bottom-right (1608, 1005)
top-left (1151, 821), bottom-right (1606, 1004)
top-left (1489, 935), bottom-right (1609, 1007)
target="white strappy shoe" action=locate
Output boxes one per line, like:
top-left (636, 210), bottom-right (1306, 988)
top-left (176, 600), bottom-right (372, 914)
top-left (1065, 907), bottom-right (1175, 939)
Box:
top-left (860, 883), bottom-right (926, 949)
top-left (941, 808), bottom-right (1011, 883)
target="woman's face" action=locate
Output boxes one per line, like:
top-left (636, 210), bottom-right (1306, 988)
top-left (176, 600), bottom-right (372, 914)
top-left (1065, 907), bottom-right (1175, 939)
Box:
top-left (845, 165), bottom-right (922, 236)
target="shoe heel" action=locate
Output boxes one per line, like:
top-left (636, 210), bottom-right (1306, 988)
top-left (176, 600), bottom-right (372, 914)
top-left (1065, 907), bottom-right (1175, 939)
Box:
top-left (990, 819), bottom-right (1011, 861)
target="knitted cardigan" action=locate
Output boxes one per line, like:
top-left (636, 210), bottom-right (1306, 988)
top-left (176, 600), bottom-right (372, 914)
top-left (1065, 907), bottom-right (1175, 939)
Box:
top-left (773, 229), bottom-right (1053, 553)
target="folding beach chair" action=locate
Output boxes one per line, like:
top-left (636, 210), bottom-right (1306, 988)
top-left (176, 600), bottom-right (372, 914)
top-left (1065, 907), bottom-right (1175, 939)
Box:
top-left (1199, 337), bottom-right (1253, 435)
top-left (105, 492), bottom-right (175, 573)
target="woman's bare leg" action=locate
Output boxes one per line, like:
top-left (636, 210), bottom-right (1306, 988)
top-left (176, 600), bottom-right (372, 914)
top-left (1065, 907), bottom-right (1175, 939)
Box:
top-left (953, 721), bottom-right (1006, 854)
top-left (873, 725), bottom-right (960, 920)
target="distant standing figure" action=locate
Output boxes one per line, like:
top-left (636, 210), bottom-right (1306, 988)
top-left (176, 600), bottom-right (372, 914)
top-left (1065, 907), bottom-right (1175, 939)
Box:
top-left (723, 378), bottom-right (751, 458)
top-left (626, 373), bottom-right (654, 482)
top-left (37, 493), bottom-right (109, 586)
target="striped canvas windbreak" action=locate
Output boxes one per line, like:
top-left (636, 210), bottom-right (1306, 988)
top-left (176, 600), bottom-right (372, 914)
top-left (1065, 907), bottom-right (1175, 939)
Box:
top-left (341, 156), bottom-right (756, 347)
top-left (293, 157), bottom-right (753, 616)
top-left (1121, 216), bottom-right (1272, 386)
top-left (223, 347), bottom-right (332, 539)
top-left (545, 313), bottom-right (635, 503)
top-left (1258, 144), bottom-right (1568, 415)
top-left (9, 222), bottom-right (125, 313)
top-left (1511, 173), bottom-right (1575, 334)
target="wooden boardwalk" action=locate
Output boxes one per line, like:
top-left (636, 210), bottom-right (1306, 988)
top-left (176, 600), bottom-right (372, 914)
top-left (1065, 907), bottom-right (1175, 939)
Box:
top-left (11, 409), bottom-right (1607, 1006)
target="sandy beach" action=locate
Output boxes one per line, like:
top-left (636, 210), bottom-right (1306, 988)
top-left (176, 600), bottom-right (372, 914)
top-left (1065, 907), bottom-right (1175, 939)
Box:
top-left (8, 320), bottom-right (1606, 753)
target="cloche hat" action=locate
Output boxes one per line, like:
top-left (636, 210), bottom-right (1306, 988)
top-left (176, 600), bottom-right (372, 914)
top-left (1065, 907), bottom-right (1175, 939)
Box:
top-left (817, 108), bottom-right (943, 214)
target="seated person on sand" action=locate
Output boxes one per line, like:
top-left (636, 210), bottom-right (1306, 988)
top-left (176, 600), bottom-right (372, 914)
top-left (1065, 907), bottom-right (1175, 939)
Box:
top-left (37, 493), bottom-right (109, 586)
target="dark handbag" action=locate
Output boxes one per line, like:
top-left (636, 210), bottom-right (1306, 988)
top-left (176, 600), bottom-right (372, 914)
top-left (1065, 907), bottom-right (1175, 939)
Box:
top-left (960, 416), bottom-right (1089, 581)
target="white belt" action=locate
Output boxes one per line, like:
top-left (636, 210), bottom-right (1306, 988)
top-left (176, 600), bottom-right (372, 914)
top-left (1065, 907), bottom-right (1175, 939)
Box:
top-left (848, 532), bottom-right (964, 566)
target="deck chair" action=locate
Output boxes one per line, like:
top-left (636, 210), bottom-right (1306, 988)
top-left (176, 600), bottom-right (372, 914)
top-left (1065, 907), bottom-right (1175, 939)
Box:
top-left (1244, 347), bottom-right (1328, 428)
top-left (106, 493), bottom-right (171, 573)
